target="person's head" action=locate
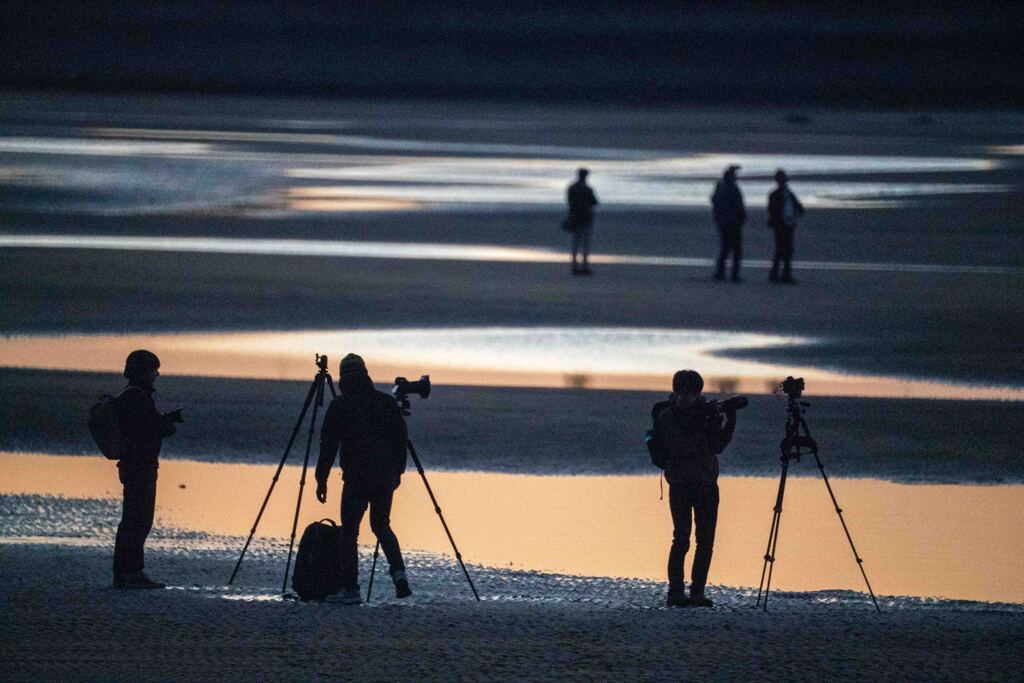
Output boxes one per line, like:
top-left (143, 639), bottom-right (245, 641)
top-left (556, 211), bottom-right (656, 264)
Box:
top-left (338, 352), bottom-right (373, 396)
top-left (124, 349), bottom-right (161, 387)
top-left (774, 168), bottom-right (788, 187)
top-left (672, 369), bottom-right (704, 407)
top-left (724, 164), bottom-right (740, 182)
top-left (577, 167), bottom-right (589, 181)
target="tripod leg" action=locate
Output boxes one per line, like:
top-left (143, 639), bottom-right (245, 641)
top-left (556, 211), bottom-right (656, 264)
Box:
top-left (366, 541), bottom-right (380, 601)
top-left (228, 374), bottom-right (319, 585)
top-left (814, 453), bottom-right (882, 613)
top-left (407, 439), bottom-right (481, 601)
top-left (281, 372), bottom-right (326, 594)
top-left (757, 460), bottom-right (789, 611)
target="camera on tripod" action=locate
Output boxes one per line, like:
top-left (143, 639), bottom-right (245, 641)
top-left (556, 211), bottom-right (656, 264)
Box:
top-left (393, 375), bottom-right (431, 415)
top-left (780, 376), bottom-right (805, 400)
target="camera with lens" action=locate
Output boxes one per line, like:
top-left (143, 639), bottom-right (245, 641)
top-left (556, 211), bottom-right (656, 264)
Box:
top-left (166, 408), bottom-right (185, 424)
top-left (707, 395), bottom-right (749, 416)
top-left (781, 376), bottom-right (805, 400)
top-left (393, 375), bottom-right (431, 415)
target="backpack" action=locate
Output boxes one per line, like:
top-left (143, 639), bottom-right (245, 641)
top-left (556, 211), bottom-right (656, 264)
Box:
top-left (292, 519), bottom-right (344, 602)
top-left (645, 397), bottom-right (672, 469)
top-left (88, 387), bottom-right (136, 460)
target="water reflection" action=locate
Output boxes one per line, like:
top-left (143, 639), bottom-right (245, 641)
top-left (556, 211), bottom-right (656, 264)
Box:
top-left (3, 234), bottom-right (1020, 275)
top-left (3, 452), bottom-right (1021, 604)
top-left (2, 327), bottom-right (1022, 400)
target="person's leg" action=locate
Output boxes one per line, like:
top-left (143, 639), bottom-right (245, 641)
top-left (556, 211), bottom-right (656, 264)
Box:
top-left (369, 489), bottom-right (411, 597)
top-left (113, 465), bottom-right (157, 582)
top-left (580, 226), bottom-right (593, 272)
top-left (339, 483), bottom-right (370, 591)
top-left (689, 483), bottom-right (720, 604)
top-left (667, 484), bottom-right (693, 603)
top-left (769, 227), bottom-right (783, 281)
top-left (782, 227), bottom-right (795, 281)
top-left (714, 227), bottom-right (728, 279)
top-left (731, 225), bottom-right (743, 280)
top-left (571, 229), bottom-right (581, 271)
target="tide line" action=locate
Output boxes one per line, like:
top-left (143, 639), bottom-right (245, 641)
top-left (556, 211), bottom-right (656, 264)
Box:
top-left (1, 234), bottom-right (1021, 276)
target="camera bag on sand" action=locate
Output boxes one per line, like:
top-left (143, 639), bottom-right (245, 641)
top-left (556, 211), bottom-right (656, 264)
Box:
top-left (88, 387), bottom-right (140, 460)
top-left (292, 519), bottom-right (344, 601)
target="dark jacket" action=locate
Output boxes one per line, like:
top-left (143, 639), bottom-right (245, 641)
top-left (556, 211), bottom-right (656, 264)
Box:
top-left (654, 397), bottom-right (735, 487)
top-left (711, 180), bottom-right (746, 227)
top-left (768, 186), bottom-right (804, 229)
top-left (117, 382), bottom-right (176, 470)
top-left (316, 381), bottom-right (408, 492)
top-left (567, 180), bottom-right (598, 229)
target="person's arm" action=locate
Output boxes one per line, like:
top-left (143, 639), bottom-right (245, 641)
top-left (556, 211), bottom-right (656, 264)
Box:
top-left (382, 399), bottom-right (409, 480)
top-left (793, 191), bottom-right (804, 218)
top-left (315, 400), bottom-right (341, 502)
top-left (737, 189), bottom-right (747, 224)
top-left (589, 187), bottom-right (598, 207)
top-left (708, 410), bottom-right (737, 455)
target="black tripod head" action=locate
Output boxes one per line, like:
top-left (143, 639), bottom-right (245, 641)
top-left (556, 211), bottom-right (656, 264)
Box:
top-left (315, 353), bottom-right (329, 373)
top-left (779, 377), bottom-right (816, 462)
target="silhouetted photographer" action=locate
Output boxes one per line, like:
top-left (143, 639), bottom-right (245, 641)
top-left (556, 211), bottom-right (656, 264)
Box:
top-left (112, 349), bottom-right (183, 590)
top-left (315, 353), bottom-right (411, 605)
top-left (648, 370), bottom-right (744, 607)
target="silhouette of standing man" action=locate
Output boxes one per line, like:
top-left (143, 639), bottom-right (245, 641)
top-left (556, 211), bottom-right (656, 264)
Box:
top-left (113, 349), bottom-right (182, 589)
top-left (767, 169), bottom-right (804, 284)
top-left (566, 167), bottom-right (599, 275)
top-left (653, 370), bottom-right (737, 607)
top-left (316, 353), bottom-right (411, 605)
top-left (711, 164), bottom-right (746, 282)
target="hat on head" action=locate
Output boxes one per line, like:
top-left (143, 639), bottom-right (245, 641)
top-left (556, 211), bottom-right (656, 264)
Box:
top-left (124, 349), bottom-right (160, 378)
top-left (672, 369), bottom-right (704, 394)
top-left (340, 353), bottom-right (367, 376)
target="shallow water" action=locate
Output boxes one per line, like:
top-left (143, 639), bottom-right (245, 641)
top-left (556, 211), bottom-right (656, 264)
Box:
top-left (3, 452), bottom-right (1022, 604)
top-left (2, 327), bottom-right (1022, 400)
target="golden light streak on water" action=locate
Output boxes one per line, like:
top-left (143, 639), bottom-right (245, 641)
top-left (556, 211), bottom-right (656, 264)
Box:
top-left (3, 452), bottom-right (1022, 604)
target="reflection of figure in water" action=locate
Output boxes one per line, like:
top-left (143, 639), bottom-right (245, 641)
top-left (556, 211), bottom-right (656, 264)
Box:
top-left (767, 169), bottom-right (804, 284)
top-left (316, 353), bottom-right (411, 605)
top-left (652, 370), bottom-right (737, 607)
top-left (566, 167), bottom-right (599, 275)
top-left (113, 350), bottom-right (182, 589)
top-left (711, 164), bottom-right (746, 282)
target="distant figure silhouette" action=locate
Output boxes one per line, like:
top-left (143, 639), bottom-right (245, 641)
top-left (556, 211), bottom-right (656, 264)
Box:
top-left (566, 167), bottom-right (599, 275)
top-left (767, 169), bottom-right (804, 284)
top-left (711, 164), bottom-right (746, 282)
top-left (651, 370), bottom-right (737, 607)
top-left (113, 349), bottom-right (182, 590)
top-left (316, 353), bottom-right (411, 605)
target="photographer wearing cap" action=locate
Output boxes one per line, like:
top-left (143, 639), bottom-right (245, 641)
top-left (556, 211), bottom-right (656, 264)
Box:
top-left (315, 353), bottom-right (411, 604)
top-left (113, 349), bottom-right (183, 590)
top-left (654, 369), bottom-right (738, 607)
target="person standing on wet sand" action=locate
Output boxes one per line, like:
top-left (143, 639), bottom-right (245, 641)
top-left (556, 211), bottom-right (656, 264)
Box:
top-left (566, 167), bottom-right (599, 275)
top-left (113, 350), bottom-right (182, 589)
top-left (652, 370), bottom-right (737, 607)
top-left (711, 164), bottom-right (747, 282)
top-left (316, 353), bottom-right (411, 605)
top-left (767, 169), bottom-right (804, 284)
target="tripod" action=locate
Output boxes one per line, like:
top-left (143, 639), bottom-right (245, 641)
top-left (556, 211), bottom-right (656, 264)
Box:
top-left (228, 354), bottom-right (336, 594)
top-left (366, 385), bottom-right (480, 602)
top-left (755, 390), bottom-right (881, 612)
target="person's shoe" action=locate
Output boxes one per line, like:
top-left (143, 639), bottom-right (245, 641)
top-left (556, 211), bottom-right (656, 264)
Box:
top-left (666, 590), bottom-right (690, 607)
top-left (581, 267), bottom-right (594, 276)
top-left (392, 571), bottom-right (412, 599)
top-left (768, 273), bottom-right (781, 283)
top-left (117, 571), bottom-right (165, 590)
top-left (339, 587), bottom-right (362, 605)
top-left (781, 276), bottom-right (797, 284)
top-left (731, 275), bottom-right (743, 283)
top-left (688, 590), bottom-right (714, 607)
top-left (713, 272), bottom-right (726, 282)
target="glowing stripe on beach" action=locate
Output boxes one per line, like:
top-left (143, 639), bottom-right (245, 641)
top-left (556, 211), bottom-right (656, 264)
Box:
top-left (1, 234), bottom-right (1022, 276)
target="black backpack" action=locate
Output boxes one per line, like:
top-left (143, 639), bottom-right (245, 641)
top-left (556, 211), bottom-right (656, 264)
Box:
top-left (645, 397), bottom-right (672, 469)
top-left (88, 387), bottom-right (137, 460)
top-left (292, 519), bottom-right (344, 602)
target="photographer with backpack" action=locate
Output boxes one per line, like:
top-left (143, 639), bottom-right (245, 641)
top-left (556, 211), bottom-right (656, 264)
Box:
top-left (649, 370), bottom-right (738, 607)
top-left (111, 350), bottom-right (182, 590)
